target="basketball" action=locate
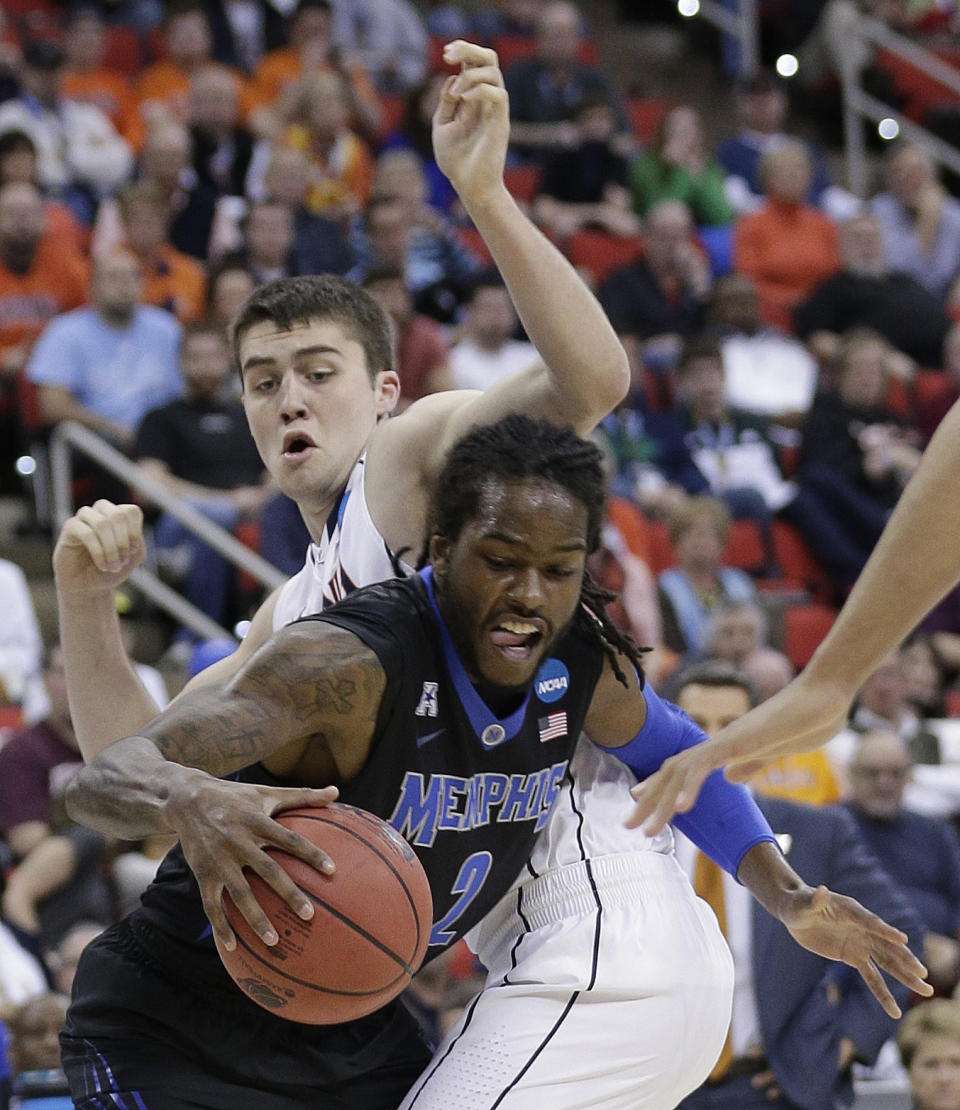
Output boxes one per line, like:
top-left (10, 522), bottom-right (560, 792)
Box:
top-left (215, 803), bottom-right (433, 1024)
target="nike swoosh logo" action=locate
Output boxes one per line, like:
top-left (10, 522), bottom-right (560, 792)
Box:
top-left (417, 728), bottom-right (445, 748)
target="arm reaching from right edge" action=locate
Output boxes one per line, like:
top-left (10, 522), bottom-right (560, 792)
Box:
top-left (629, 395), bottom-right (960, 834)
top-left (586, 670), bottom-right (930, 1013)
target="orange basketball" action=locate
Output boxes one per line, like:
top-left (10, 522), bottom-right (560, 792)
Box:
top-left (215, 804), bottom-right (433, 1024)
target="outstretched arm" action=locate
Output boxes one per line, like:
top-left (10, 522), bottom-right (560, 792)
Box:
top-left (407, 43), bottom-right (628, 444)
top-left (54, 501), bottom-right (284, 762)
top-left (584, 669), bottom-right (930, 1012)
top-left (629, 396), bottom-right (960, 832)
top-left (64, 620), bottom-right (383, 948)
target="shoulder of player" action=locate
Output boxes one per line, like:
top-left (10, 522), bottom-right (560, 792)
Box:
top-left (583, 649), bottom-right (647, 745)
top-left (366, 388), bottom-right (484, 484)
top-left (243, 618), bottom-right (388, 703)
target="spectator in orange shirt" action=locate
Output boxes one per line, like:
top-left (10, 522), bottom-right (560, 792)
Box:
top-left (0, 130), bottom-right (85, 256)
top-left (733, 141), bottom-right (840, 332)
top-left (136, 1), bottom-right (257, 130)
top-left (117, 181), bottom-right (206, 323)
top-left (279, 70), bottom-right (374, 219)
top-left (61, 6), bottom-right (144, 152)
top-left (0, 182), bottom-right (88, 480)
top-left (251, 0), bottom-right (382, 143)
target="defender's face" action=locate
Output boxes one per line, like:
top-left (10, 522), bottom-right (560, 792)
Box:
top-left (431, 478), bottom-right (588, 693)
top-left (240, 319), bottom-right (398, 516)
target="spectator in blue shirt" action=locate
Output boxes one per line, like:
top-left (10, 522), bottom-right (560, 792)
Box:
top-left (26, 250), bottom-right (181, 451)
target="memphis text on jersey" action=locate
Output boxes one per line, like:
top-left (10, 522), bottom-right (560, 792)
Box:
top-left (390, 761), bottom-right (569, 848)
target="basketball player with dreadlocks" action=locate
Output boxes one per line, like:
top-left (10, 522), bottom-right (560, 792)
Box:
top-left (53, 44), bottom-right (928, 1110)
top-left (64, 416), bottom-right (927, 1110)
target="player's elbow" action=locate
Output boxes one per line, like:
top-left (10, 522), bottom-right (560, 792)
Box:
top-left (583, 346), bottom-right (631, 421)
top-left (605, 347), bottom-right (632, 408)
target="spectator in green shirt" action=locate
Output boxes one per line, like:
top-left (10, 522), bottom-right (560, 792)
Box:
top-left (629, 106), bottom-right (734, 227)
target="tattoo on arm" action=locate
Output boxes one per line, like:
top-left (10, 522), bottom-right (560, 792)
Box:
top-left (142, 624), bottom-right (386, 777)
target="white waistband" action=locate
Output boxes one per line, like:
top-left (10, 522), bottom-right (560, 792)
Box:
top-left (477, 850), bottom-right (685, 960)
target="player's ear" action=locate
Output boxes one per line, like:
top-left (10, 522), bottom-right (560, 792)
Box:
top-left (373, 369), bottom-right (400, 419)
top-left (429, 533), bottom-right (449, 574)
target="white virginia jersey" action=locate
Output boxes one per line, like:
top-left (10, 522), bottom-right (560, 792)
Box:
top-left (272, 455), bottom-right (415, 630)
top-left (270, 455), bottom-right (671, 945)
top-left (528, 734), bottom-right (673, 870)
top-left (465, 734), bottom-right (674, 957)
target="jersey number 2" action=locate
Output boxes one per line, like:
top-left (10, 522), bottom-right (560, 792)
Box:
top-left (429, 851), bottom-right (492, 946)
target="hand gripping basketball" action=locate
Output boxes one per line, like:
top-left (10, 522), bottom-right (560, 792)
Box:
top-left (216, 804), bottom-right (433, 1024)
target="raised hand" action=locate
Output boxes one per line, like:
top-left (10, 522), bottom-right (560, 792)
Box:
top-left (166, 771), bottom-right (340, 951)
top-left (53, 500), bottom-right (146, 597)
top-left (433, 40), bottom-right (509, 207)
top-left (777, 883), bottom-right (932, 1018)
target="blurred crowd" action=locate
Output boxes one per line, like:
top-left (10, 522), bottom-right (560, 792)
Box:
top-left (3, 0), bottom-right (960, 1106)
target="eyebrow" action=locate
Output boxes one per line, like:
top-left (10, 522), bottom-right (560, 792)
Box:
top-left (241, 344), bottom-right (344, 374)
top-left (485, 531), bottom-right (587, 554)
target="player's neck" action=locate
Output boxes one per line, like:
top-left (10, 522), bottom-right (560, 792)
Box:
top-left (298, 484), bottom-right (348, 544)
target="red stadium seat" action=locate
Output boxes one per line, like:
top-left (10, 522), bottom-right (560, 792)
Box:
top-left (946, 689), bottom-right (960, 718)
top-left (722, 519), bottom-right (766, 573)
top-left (456, 224), bottom-right (493, 264)
top-left (233, 520), bottom-right (263, 595)
top-left (145, 26), bottom-right (166, 62)
top-left (102, 25), bottom-right (142, 77)
top-left (377, 93), bottom-right (406, 139)
top-left (770, 520), bottom-right (830, 597)
top-left (503, 163), bottom-right (541, 204)
top-left (565, 230), bottom-right (644, 284)
top-left (875, 46), bottom-right (960, 121)
top-left (884, 376), bottom-right (910, 418)
top-left (912, 368), bottom-right (953, 412)
top-left (626, 97), bottom-right (672, 143)
top-left (3, 0), bottom-right (56, 14)
top-left (782, 603), bottom-right (837, 669)
top-left (492, 34), bottom-right (536, 70)
top-left (644, 520), bottom-right (676, 576)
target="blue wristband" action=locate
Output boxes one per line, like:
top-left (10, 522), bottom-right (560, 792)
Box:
top-left (596, 683), bottom-right (776, 876)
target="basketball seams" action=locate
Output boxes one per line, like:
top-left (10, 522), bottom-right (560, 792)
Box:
top-left (217, 803), bottom-right (432, 1023)
top-left (281, 808), bottom-right (428, 952)
top-left (229, 925), bottom-right (412, 997)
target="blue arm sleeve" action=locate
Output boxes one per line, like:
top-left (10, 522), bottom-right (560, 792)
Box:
top-left (596, 683), bottom-right (776, 877)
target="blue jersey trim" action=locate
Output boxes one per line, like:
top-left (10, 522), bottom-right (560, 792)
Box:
top-left (419, 566), bottom-right (532, 743)
top-left (595, 683), bottom-right (776, 877)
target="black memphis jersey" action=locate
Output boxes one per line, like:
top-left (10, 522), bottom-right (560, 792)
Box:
top-left (320, 569), bottom-right (605, 952)
top-left (137, 569), bottom-right (605, 961)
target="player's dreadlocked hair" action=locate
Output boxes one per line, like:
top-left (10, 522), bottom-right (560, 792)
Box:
top-left (425, 414), bottom-right (648, 688)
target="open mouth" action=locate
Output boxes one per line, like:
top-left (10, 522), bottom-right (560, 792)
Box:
top-left (282, 432), bottom-right (316, 459)
top-left (489, 618), bottom-right (544, 662)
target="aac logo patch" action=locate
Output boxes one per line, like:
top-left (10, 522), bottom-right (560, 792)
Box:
top-left (535, 658), bottom-right (569, 703)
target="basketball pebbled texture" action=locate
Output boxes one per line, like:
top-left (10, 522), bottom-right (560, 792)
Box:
top-left (215, 803), bottom-right (433, 1023)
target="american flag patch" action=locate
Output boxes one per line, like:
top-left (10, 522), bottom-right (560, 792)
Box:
top-left (538, 711), bottom-right (567, 742)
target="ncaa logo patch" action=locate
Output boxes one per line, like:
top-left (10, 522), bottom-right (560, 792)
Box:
top-left (535, 658), bottom-right (569, 703)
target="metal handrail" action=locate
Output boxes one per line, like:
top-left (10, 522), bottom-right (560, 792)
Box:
top-left (49, 421), bottom-right (287, 642)
top-left (693, 0), bottom-right (759, 77)
top-left (841, 15), bottom-right (960, 195)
